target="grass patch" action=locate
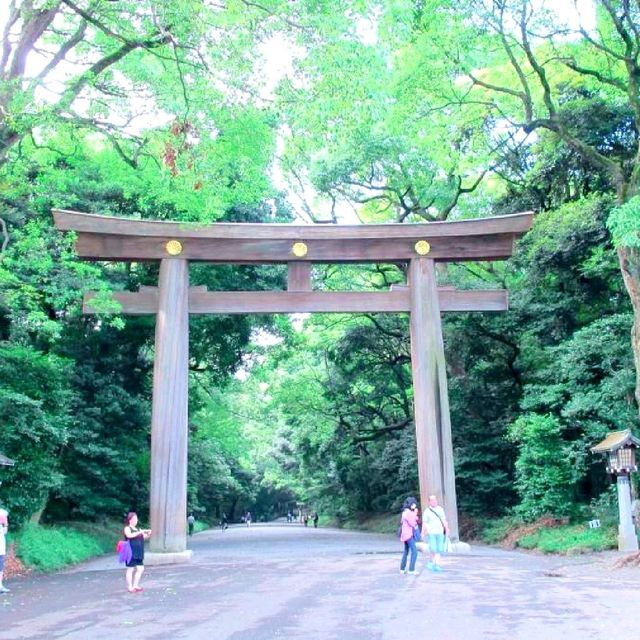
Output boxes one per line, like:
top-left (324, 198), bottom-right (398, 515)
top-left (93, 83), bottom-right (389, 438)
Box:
top-left (329, 513), bottom-right (399, 535)
top-left (15, 521), bottom-right (118, 572)
top-left (318, 514), bottom-right (339, 528)
top-left (479, 516), bottom-right (522, 545)
top-left (517, 524), bottom-right (617, 554)
top-left (479, 515), bottom-right (618, 555)
top-left (193, 520), bottom-right (209, 533)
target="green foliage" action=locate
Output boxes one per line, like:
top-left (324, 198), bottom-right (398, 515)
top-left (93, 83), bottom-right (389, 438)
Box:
top-left (608, 196), bottom-right (640, 248)
top-left (1, 0), bottom-right (639, 542)
top-left (479, 516), bottom-right (523, 545)
top-left (508, 414), bottom-right (578, 520)
top-left (193, 520), bottom-right (209, 534)
top-left (517, 525), bottom-right (616, 554)
top-left (15, 523), bottom-right (113, 572)
top-left (0, 344), bottom-right (72, 525)
top-left (589, 486), bottom-right (619, 527)
top-left (338, 513), bottom-right (399, 535)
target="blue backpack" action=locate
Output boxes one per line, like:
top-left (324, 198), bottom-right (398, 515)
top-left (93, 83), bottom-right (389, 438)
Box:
top-left (116, 539), bottom-right (132, 564)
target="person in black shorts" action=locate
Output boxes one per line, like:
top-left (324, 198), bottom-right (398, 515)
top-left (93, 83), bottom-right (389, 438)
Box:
top-left (123, 512), bottom-right (151, 593)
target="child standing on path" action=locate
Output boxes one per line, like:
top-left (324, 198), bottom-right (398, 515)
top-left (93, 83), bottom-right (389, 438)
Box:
top-left (422, 495), bottom-right (448, 572)
top-left (399, 497), bottom-right (420, 575)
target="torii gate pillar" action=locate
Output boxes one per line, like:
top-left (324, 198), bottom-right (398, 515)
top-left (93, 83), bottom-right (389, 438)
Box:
top-left (52, 208), bottom-right (533, 561)
top-left (148, 258), bottom-right (191, 559)
top-left (409, 258), bottom-right (459, 541)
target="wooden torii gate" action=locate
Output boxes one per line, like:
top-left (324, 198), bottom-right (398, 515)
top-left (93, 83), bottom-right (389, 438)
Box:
top-left (54, 209), bottom-right (532, 560)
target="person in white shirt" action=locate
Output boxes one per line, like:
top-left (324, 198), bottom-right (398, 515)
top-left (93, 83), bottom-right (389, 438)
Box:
top-left (421, 495), bottom-right (448, 572)
top-left (0, 507), bottom-right (9, 593)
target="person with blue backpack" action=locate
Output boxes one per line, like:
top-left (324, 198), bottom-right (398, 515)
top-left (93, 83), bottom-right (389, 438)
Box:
top-left (398, 496), bottom-right (421, 575)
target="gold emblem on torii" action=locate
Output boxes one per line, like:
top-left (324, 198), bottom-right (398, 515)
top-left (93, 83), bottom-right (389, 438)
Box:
top-left (291, 242), bottom-right (308, 258)
top-left (165, 240), bottom-right (183, 256)
top-left (414, 240), bottom-right (431, 255)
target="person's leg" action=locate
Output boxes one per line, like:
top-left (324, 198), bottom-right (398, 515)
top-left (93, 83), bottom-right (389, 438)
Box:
top-left (0, 554), bottom-right (6, 591)
top-left (133, 565), bottom-right (145, 589)
top-left (400, 541), bottom-right (409, 572)
top-left (408, 538), bottom-right (418, 573)
top-left (427, 534), bottom-right (436, 569)
top-left (434, 534), bottom-right (444, 570)
top-left (126, 567), bottom-right (135, 591)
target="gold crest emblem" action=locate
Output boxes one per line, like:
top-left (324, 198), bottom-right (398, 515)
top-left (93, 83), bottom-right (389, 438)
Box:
top-left (291, 242), bottom-right (308, 257)
top-left (165, 240), bottom-right (183, 256)
top-left (414, 240), bottom-right (431, 255)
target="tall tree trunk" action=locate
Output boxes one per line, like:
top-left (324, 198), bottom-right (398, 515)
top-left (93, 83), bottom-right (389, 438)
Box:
top-left (617, 246), bottom-right (640, 415)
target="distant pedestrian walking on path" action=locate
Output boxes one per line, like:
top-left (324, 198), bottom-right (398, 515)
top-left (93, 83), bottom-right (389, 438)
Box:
top-left (399, 497), bottom-right (420, 575)
top-left (422, 495), bottom-right (448, 572)
top-left (313, 512), bottom-right (319, 528)
top-left (123, 512), bottom-right (151, 593)
top-left (0, 507), bottom-right (9, 593)
top-left (245, 511), bottom-right (252, 527)
top-left (187, 513), bottom-right (195, 536)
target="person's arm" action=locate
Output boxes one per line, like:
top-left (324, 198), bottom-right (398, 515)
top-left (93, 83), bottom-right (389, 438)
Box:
top-left (421, 513), bottom-right (429, 538)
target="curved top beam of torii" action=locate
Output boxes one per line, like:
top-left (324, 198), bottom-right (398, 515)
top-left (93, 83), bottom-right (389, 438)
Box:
top-left (53, 209), bottom-right (533, 263)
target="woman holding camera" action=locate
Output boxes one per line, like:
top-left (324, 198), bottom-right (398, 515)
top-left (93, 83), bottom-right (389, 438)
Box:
top-left (123, 511), bottom-right (151, 593)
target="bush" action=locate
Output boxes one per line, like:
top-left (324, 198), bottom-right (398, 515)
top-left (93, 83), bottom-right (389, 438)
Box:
top-left (335, 512), bottom-right (399, 534)
top-left (517, 524), bottom-right (616, 554)
top-left (479, 515), bottom-right (523, 545)
top-left (589, 486), bottom-right (619, 527)
top-left (193, 520), bottom-right (209, 533)
top-left (507, 414), bottom-right (578, 521)
top-left (15, 522), bottom-right (115, 571)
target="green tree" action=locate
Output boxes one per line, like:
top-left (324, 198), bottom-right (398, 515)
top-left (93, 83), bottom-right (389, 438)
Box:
top-left (0, 344), bottom-right (72, 525)
top-left (507, 414), bottom-right (577, 520)
top-left (433, 0), bottom-right (640, 411)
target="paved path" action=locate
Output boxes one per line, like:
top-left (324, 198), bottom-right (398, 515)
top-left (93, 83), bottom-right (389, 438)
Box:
top-left (1, 524), bottom-right (638, 640)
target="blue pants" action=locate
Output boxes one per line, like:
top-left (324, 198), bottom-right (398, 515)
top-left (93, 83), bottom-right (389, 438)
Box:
top-left (400, 538), bottom-right (417, 572)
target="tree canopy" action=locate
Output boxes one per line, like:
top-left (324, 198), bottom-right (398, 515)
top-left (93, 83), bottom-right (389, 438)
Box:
top-left (0, 0), bottom-right (638, 529)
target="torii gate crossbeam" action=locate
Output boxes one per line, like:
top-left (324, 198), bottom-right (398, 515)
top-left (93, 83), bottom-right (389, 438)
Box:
top-left (53, 209), bottom-right (533, 561)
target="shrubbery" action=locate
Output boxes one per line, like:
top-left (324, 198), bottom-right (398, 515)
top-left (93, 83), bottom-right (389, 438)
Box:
top-left (15, 522), bottom-right (116, 572)
top-left (517, 525), bottom-right (616, 554)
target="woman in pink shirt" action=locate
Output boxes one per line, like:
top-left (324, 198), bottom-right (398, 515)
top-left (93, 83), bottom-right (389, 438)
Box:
top-left (399, 496), bottom-right (420, 575)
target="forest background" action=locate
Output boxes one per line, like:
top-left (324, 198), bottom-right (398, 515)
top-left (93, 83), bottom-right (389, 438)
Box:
top-left (0, 0), bottom-right (639, 565)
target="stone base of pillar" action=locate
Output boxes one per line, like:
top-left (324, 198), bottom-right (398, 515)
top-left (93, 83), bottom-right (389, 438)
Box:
top-left (450, 541), bottom-right (471, 554)
top-left (417, 540), bottom-right (471, 554)
top-left (618, 528), bottom-right (639, 553)
top-left (144, 550), bottom-right (193, 566)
